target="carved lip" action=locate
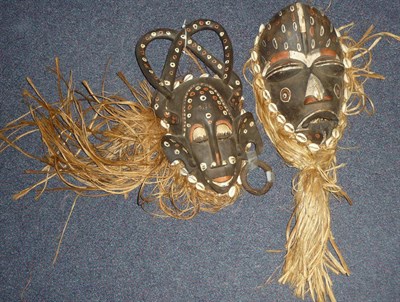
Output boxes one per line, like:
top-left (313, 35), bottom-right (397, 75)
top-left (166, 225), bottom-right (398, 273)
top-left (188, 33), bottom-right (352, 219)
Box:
top-left (297, 111), bottom-right (338, 130)
top-left (212, 176), bottom-right (233, 187)
top-left (304, 95), bottom-right (333, 105)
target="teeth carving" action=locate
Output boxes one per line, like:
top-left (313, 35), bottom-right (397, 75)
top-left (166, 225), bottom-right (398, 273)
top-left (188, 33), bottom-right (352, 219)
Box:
top-left (228, 156), bottom-right (236, 164)
top-left (259, 24), bottom-right (265, 33)
top-left (212, 178), bottom-right (232, 187)
top-left (210, 162), bottom-right (217, 168)
top-left (253, 64), bottom-right (261, 73)
top-left (236, 175), bottom-right (242, 185)
top-left (174, 81), bottom-right (180, 89)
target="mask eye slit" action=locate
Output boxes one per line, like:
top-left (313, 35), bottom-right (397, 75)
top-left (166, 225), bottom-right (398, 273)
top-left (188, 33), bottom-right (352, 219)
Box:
top-left (266, 63), bottom-right (304, 82)
top-left (216, 121), bottom-right (233, 140)
top-left (313, 60), bottom-right (344, 77)
top-left (191, 125), bottom-right (208, 143)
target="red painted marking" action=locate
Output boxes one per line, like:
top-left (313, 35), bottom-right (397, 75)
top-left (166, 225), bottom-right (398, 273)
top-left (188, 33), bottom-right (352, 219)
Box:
top-left (270, 51), bottom-right (290, 64)
top-left (320, 48), bottom-right (337, 57)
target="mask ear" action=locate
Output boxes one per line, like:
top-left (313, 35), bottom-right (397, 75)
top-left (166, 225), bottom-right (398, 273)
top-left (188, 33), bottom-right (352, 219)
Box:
top-left (235, 112), bottom-right (274, 195)
top-left (161, 135), bottom-right (196, 171)
top-left (234, 112), bottom-right (263, 156)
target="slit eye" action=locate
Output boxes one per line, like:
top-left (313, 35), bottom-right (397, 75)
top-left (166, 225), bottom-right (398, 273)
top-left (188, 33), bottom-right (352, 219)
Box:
top-left (266, 63), bottom-right (304, 82)
top-left (314, 60), bottom-right (345, 77)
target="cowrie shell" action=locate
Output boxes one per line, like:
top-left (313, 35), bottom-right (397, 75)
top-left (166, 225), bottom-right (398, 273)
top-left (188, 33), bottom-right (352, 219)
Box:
top-left (188, 175), bottom-right (197, 184)
top-left (196, 182), bottom-right (205, 191)
top-left (344, 88), bottom-right (350, 100)
top-left (254, 35), bottom-right (260, 46)
top-left (171, 160), bottom-right (180, 166)
top-left (184, 74), bottom-right (193, 82)
top-left (277, 114), bottom-right (286, 124)
top-left (268, 103), bottom-right (278, 113)
top-left (332, 128), bottom-right (340, 139)
top-left (343, 58), bottom-right (352, 68)
top-left (284, 123), bottom-right (294, 133)
top-left (228, 186), bottom-right (236, 198)
top-left (263, 89), bottom-right (271, 100)
top-left (160, 120), bottom-right (170, 129)
top-left (308, 143), bottom-right (320, 152)
top-left (325, 137), bottom-right (334, 147)
top-left (295, 133), bottom-right (307, 143)
top-left (251, 51), bottom-right (258, 62)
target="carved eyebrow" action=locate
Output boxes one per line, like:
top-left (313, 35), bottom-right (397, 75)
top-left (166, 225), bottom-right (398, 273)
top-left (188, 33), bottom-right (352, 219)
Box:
top-left (314, 60), bottom-right (344, 67)
top-left (266, 62), bottom-right (304, 78)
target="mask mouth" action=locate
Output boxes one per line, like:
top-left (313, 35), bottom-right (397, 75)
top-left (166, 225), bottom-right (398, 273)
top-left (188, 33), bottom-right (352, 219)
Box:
top-left (304, 95), bottom-right (333, 105)
top-left (212, 176), bottom-right (233, 187)
top-left (297, 111), bottom-right (339, 144)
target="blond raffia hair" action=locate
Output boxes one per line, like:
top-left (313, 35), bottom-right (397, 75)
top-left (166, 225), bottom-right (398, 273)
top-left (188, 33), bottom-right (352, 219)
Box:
top-left (0, 58), bottom-right (240, 220)
top-left (245, 25), bottom-right (399, 302)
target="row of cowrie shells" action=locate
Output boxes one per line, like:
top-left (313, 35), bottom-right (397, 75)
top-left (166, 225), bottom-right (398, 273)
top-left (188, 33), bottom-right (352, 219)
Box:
top-left (260, 87), bottom-right (341, 151)
top-left (179, 166), bottom-right (238, 197)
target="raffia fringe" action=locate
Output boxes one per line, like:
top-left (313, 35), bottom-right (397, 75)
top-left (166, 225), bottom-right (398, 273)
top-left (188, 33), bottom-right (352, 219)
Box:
top-left (0, 58), bottom-right (239, 219)
top-left (245, 26), bottom-right (399, 301)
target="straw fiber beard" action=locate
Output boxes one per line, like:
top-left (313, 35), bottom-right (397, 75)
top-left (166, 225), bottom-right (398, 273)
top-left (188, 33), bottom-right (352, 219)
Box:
top-left (0, 59), bottom-right (244, 219)
top-left (135, 19), bottom-right (273, 197)
top-left (246, 2), bottom-right (399, 302)
top-left (0, 20), bottom-right (273, 220)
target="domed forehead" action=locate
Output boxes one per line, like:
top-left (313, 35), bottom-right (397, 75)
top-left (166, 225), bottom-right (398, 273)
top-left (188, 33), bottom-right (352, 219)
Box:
top-left (259, 3), bottom-right (342, 62)
top-left (182, 83), bottom-right (233, 131)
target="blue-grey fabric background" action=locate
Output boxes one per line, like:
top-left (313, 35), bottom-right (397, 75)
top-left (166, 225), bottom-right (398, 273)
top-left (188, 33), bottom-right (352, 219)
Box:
top-left (1, 1), bottom-right (399, 301)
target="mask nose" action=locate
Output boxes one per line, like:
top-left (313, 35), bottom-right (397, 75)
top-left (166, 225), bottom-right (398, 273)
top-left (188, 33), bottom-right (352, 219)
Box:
top-left (209, 137), bottom-right (222, 168)
top-left (304, 74), bottom-right (325, 104)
